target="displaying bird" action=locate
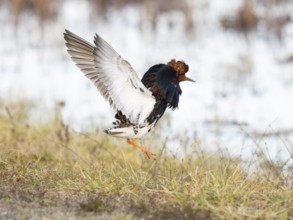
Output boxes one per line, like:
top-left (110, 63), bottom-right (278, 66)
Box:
top-left (64, 30), bottom-right (195, 159)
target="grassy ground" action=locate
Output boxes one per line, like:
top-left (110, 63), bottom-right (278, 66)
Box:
top-left (0, 100), bottom-right (292, 219)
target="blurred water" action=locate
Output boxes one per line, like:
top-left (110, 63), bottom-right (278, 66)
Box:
top-left (0, 0), bottom-right (293, 165)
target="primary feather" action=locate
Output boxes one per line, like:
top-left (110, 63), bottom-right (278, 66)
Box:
top-left (64, 30), bottom-right (193, 140)
top-left (64, 30), bottom-right (156, 127)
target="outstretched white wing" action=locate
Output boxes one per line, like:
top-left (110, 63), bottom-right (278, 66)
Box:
top-left (64, 30), bottom-right (155, 124)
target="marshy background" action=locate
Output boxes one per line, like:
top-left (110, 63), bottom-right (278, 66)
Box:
top-left (1, 0), bottom-right (293, 166)
top-left (0, 0), bottom-right (293, 219)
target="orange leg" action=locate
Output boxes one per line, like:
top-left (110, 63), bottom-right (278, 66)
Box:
top-left (127, 138), bottom-right (155, 159)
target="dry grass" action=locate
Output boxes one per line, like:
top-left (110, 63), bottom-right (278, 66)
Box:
top-left (6, 0), bottom-right (292, 38)
top-left (221, 0), bottom-right (292, 41)
top-left (0, 99), bottom-right (292, 219)
top-left (7, 0), bottom-right (57, 30)
top-left (5, 0), bottom-right (194, 33)
top-left (89, 0), bottom-right (194, 32)
top-left (221, 0), bottom-right (259, 35)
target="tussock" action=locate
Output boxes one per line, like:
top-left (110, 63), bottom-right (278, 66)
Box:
top-left (0, 100), bottom-right (292, 219)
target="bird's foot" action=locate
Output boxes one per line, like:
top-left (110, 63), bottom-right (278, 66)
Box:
top-left (141, 147), bottom-right (156, 159)
top-left (127, 138), bottom-right (155, 159)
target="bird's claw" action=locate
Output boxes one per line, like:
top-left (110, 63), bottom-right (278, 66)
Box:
top-left (143, 150), bottom-right (156, 160)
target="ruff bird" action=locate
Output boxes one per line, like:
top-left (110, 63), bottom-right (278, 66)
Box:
top-left (64, 30), bottom-right (194, 159)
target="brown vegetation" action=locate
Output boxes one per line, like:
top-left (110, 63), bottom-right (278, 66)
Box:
top-left (7, 0), bottom-right (57, 30)
top-left (0, 99), bottom-right (292, 219)
top-left (221, 0), bottom-right (292, 41)
top-left (221, 0), bottom-right (259, 35)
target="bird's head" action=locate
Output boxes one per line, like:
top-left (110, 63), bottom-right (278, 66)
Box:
top-left (167, 59), bottom-right (195, 83)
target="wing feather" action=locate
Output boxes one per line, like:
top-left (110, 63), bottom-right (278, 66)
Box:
top-left (64, 30), bottom-right (155, 124)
